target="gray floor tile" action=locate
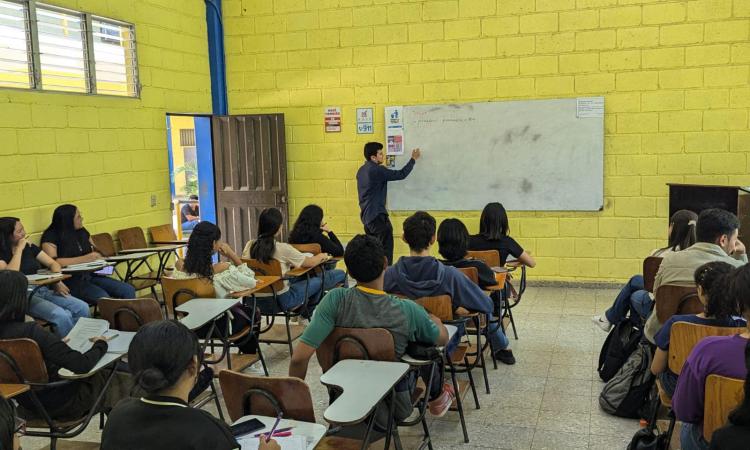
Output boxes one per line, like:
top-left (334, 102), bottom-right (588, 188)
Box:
top-left (532, 429), bottom-right (589, 449)
top-left (537, 410), bottom-right (591, 434)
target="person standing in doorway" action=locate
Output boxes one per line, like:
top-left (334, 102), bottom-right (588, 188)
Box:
top-left (356, 142), bottom-right (421, 265)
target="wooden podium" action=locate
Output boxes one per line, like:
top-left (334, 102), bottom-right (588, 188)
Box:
top-left (668, 183), bottom-right (750, 243)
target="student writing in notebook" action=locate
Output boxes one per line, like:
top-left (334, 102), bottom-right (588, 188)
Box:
top-left (0, 217), bottom-right (90, 337)
top-left (102, 320), bottom-right (279, 450)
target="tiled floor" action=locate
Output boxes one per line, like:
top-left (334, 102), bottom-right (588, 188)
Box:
top-left (22, 286), bottom-right (642, 450)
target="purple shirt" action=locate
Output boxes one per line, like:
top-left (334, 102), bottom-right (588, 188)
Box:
top-left (672, 334), bottom-right (749, 425)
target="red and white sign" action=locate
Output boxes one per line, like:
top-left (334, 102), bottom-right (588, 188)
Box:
top-left (324, 106), bottom-right (341, 133)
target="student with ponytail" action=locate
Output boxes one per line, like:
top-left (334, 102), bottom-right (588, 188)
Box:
top-left (709, 343), bottom-right (750, 449)
top-left (650, 261), bottom-right (744, 397)
top-left (242, 208), bottom-right (346, 313)
top-left (672, 264), bottom-right (750, 450)
top-left (102, 320), bottom-right (278, 450)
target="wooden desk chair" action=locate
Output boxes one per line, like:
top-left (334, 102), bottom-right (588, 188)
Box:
top-left (0, 339), bottom-right (115, 450)
top-left (218, 372), bottom-right (363, 450)
top-left (98, 298), bottom-right (163, 332)
top-left (467, 249), bottom-right (522, 339)
top-left (655, 285), bottom-right (700, 324)
top-left (91, 233), bottom-right (159, 300)
top-left (117, 226), bottom-right (176, 283)
top-left (148, 224), bottom-right (177, 243)
top-left (414, 295), bottom-right (477, 443)
top-left (316, 328), bottom-right (435, 449)
top-left (643, 256), bottom-right (663, 293)
top-left (290, 243), bottom-right (322, 255)
top-left (290, 242), bottom-right (345, 292)
top-left (654, 322), bottom-right (745, 445)
top-left (242, 258), bottom-right (308, 356)
top-left (160, 276), bottom-right (267, 377)
top-left (455, 267), bottom-right (493, 393)
top-left (704, 374), bottom-right (745, 443)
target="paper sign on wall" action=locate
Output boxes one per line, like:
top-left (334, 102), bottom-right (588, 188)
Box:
top-left (384, 106), bottom-right (404, 155)
top-left (576, 97), bottom-right (604, 118)
top-left (356, 107), bottom-right (374, 134)
top-left (324, 106), bottom-right (341, 132)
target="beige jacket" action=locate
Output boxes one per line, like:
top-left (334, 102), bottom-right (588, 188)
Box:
top-left (644, 242), bottom-right (748, 343)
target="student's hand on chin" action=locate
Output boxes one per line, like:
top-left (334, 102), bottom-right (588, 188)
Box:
top-left (14, 238), bottom-right (27, 253)
top-left (735, 239), bottom-right (746, 255)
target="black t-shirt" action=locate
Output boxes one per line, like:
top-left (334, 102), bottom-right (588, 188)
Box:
top-left (709, 423), bottom-right (750, 450)
top-left (289, 230), bottom-right (345, 257)
top-left (442, 258), bottom-right (498, 289)
top-left (0, 243), bottom-right (42, 275)
top-left (101, 396), bottom-right (239, 450)
top-left (40, 227), bottom-right (92, 258)
top-left (468, 234), bottom-right (524, 266)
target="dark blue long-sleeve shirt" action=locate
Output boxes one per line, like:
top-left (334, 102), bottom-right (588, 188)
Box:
top-left (356, 158), bottom-right (415, 226)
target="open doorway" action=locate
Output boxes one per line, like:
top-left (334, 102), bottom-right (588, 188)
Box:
top-left (166, 114), bottom-right (216, 239)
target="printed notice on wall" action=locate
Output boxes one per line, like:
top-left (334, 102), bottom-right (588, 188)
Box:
top-left (384, 106), bottom-right (404, 155)
top-left (324, 106), bottom-right (341, 132)
top-left (356, 107), bottom-right (374, 134)
top-left (576, 97), bottom-right (604, 118)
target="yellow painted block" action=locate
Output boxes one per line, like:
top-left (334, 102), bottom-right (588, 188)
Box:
top-left (375, 65), bottom-right (409, 84)
top-left (354, 86), bottom-right (389, 103)
top-left (244, 72), bottom-right (276, 90)
top-left (481, 58), bottom-right (519, 77)
top-left (606, 93), bottom-right (641, 113)
top-left (600, 6), bottom-right (642, 28)
top-left (0, 156), bottom-right (36, 183)
top-left (308, 69), bottom-right (340, 88)
top-left (535, 32), bottom-right (575, 53)
top-left (387, 3), bottom-right (422, 24)
top-left (640, 176), bottom-right (674, 197)
top-left (0, 129), bottom-right (17, 155)
top-left (657, 154), bottom-right (701, 175)
top-left (614, 197), bottom-right (656, 218)
top-left (389, 84), bottom-right (424, 103)
top-left (243, 35), bottom-right (274, 53)
top-left (459, 38), bottom-right (496, 59)
top-left (496, 78), bottom-right (535, 97)
top-left (308, 29), bottom-right (340, 49)
top-left (274, 0), bottom-right (305, 13)
top-left (642, 133), bottom-right (684, 154)
top-left (2, 184), bottom-right (24, 211)
top-left (445, 60), bottom-right (481, 80)
top-left (731, 88), bottom-right (750, 108)
top-left (659, 111), bottom-right (703, 132)
top-left (255, 16), bottom-right (286, 34)
top-left (496, 36), bottom-right (535, 56)
top-left (600, 258), bottom-right (641, 281)
top-left (705, 20), bottom-right (750, 43)
top-left (642, 48), bottom-right (684, 69)
top-left (31, 104), bottom-right (68, 128)
top-left (559, 10), bottom-right (598, 31)
top-left (520, 13), bottom-right (558, 34)
top-left (409, 23), bottom-right (444, 42)
top-left (410, 62), bottom-right (445, 82)
top-left (536, 0), bottom-right (575, 11)
top-left (643, 3), bottom-right (686, 24)
top-left (258, 53), bottom-right (290, 70)
top-left (658, 68), bottom-right (703, 89)
top-left (660, 24), bottom-right (703, 46)
top-left (702, 152), bottom-right (745, 174)
top-left (424, 82), bottom-right (460, 100)
top-left (686, 88), bottom-right (729, 110)
top-left (574, 239), bottom-right (614, 258)
top-left (18, 129), bottom-right (55, 155)
top-left (318, 49), bottom-right (353, 67)
top-left (685, 45), bottom-right (730, 66)
top-left (617, 112), bottom-right (659, 133)
top-left (340, 28), bottom-right (373, 47)
top-left (387, 44), bottom-right (422, 63)
top-left (617, 26), bottom-right (659, 48)
top-left (704, 109), bottom-right (749, 130)
top-left (536, 76), bottom-right (574, 96)
top-left (423, 1), bottom-right (459, 21)
top-left (536, 238), bottom-right (574, 256)
top-left (520, 55), bottom-right (558, 75)
top-left (606, 135), bottom-right (641, 155)
top-left (606, 176), bottom-right (642, 196)
top-left (36, 154), bottom-right (73, 179)
top-left (341, 67), bottom-right (374, 87)
top-left (423, 41), bottom-right (459, 60)
top-left (289, 89), bottom-right (321, 107)
top-left (374, 24), bottom-right (408, 45)
top-left (576, 30), bottom-right (615, 50)
top-left (685, 131), bottom-right (729, 152)
top-left (559, 53), bottom-right (599, 74)
top-left (615, 155), bottom-right (657, 175)
top-left (615, 239), bottom-right (659, 259)
top-left (274, 32), bottom-right (307, 51)
top-left (558, 258), bottom-right (598, 278)
top-left (731, 131), bottom-right (750, 151)
top-left (444, 19), bottom-right (481, 40)
top-left (559, 218), bottom-right (598, 237)
top-left (687, 0), bottom-right (733, 21)
top-left (641, 90), bottom-right (684, 111)
top-left (574, 73), bottom-right (615, 93)
top-left (353, 47), bottom-right (386, 66)
top-left (459, 80), bottom-right (496, 98)
top-left (277, 71), bottom-right (308, 89)
top-left (705, 66), bottom-right (749, 87)
top-left (519, 218), bottom-right (558, 236)
top-left (481, 16), bottom-right (519, 36)
top-left (320, 10), bottom-right (352, 29)
top-left (458, 0), bottom-right (495, 17)
top-left (23, 181), bottom-right (60, 208)
top-left (494, 0), bottom-right (535, 15)
top-left (88, 130), bottom-right (118, 152)
top-left (0, 103), bottom-right (31, 128)
top-left (322, 87), bottom-right (355, 104)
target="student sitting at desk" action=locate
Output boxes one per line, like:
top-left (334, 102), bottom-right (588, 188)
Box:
top-left (289, 235), bottom-right (455, 420)
top-left (289, 204), bottom-right (345, 257)
top-left (468, 202), bottom-right (536, 268)
top-left (172, 221), bottom-right (260, 354)
top-left (0, 217), bottom-right (89, 337)
top-left (710, 341), bottom-right (750, 450)
top-left (437, 218), bottom-right (498, 289)
top-left (384, 211), bottom-right (516, 365)
top-left (181, 194), bottom-right (200, 232)
top-left (40, 204), bottom-right (136, 305)
top-left (102, 320), bottom-right (278, 450)
top-left (242, 208), bottom-right (346, 314)
top-left (0, 270), bottom-right (128, 422)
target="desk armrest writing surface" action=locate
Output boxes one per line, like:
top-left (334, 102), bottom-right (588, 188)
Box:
top-left (319, 360), bottom-right (409, 425)
top-left (105, 252), bottom-right (157, 261)
top-left (232, 415), bottom-right (326, 450)
top-left (229, 276), bottom-right (282, 298)
top-left (151, 239), bottom-right (188, 245)
top-left (27, 274), bottom-right (71, 286)
top-left (176, 298), bottom-right (240, 331)
top-left (118, 244), bottom-right (185, 254)
top-left (286, 266), bottom-right (314, 278)
top-left (58, 353), bottom-right (123, 380)
top-left (0, 384), bottom-right (29, 399)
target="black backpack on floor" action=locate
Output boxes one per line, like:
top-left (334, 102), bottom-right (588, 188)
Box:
top-left (598, 319), bottom-right (642, 382)
top-left (599, 341), bottom-right (655, 418)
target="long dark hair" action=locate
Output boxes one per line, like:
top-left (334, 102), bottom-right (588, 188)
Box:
top-left (437, 218), bottom-right (470, 261)
top-left (0, 270), bottom-right (29, 323)
top-left (289, 204), bottom-right (324, 244)
top-left (663, 209), bottom-right (698, 252)
top-left (129, 320), bottom-right (200, 395)
top-left (45, 204), bottom-right (78, 242)
top-left (250, 208), bottom-right (283, 264)
top-left (183, 221), bottom-right (220, 279)
top-left (479, 202), bottom-right (510, 240)
top-left (0, 217), bottom-right (19, 262)
top-left (694, 261), bottom-right (736, 319)
top-left (0, 395), bottom-right (15, 450)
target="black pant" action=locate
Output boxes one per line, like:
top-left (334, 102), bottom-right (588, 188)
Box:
top-left (365, 214), bottom-right (394, 265)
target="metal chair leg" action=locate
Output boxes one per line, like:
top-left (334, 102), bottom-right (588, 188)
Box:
top-left (285, 313), bottom-right (294, 356)
top-left (464, 356), bottom-right (480, 409)
top-left (506, 301), bottom-right (519, 339)
top-left (420, 415), bottom-right (434, 450)
top-left (450, 366), bottom-right (469, 443)
top-left (479, 341), bottom-right (491, 394)
top-left (210, 379), bottom-right (225, 422)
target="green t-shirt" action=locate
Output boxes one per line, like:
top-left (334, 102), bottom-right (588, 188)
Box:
top-left (300, 287), bottom-right (439, 358)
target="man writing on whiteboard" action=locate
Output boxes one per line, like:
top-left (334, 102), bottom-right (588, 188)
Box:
top-left (357, 142), bottom-right (421, 265)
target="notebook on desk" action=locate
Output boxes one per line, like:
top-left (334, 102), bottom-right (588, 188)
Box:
top-left (238, 435), bottom-right (306, 450)
top-left (65, 318), bottom-right (135, 354)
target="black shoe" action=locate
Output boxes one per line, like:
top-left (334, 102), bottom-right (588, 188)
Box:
top-left (494, 349), bottom-right (516, 365)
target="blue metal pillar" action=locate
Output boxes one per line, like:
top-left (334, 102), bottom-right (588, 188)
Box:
top-left (205, 0), bottom-right (228, 115)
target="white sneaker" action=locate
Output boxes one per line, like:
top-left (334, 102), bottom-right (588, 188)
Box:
top-left (591, 315), bottom-right (612, 332)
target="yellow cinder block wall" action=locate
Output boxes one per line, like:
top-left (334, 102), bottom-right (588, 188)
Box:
top-left (224, 0), bottom-right (750, 282)
top-left (0, 0), bottom-right (212, 241)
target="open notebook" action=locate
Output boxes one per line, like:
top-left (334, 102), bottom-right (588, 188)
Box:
top-left (66, 318), bottom-right (135, 354)
top-left (238, 436), bottom-right (306, 450)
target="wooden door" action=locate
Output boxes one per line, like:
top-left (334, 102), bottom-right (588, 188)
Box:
top-left (212, 114), bottom-right (288, 254)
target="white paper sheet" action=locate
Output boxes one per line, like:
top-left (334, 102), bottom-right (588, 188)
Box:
top-left (238, 436), bottom-right (306, 450)
top-left (65, 318), bottom-right (110, 353)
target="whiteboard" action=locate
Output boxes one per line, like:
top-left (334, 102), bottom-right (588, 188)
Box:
top-left (387, 98), bottom-right (604, 211)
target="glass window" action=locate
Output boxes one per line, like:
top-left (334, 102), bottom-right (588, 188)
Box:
top-left (92, 18), bottom-right (137, 96)
top-left (36, 4), bottom-right (87, 92)
top-left (0, 0), bottom-right (32, 89)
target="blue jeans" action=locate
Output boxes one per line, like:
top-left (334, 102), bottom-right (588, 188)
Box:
top-left (28, 286), bottom-right (90, 337)
top-left (182, 220), bottom-right (199, 231)
top-left (65, 274), bottom-right (137, 305)
top-left (487, 313), bottom-right (509, 350)
top-left (275, 269), bottom-right (346, 312)
top-left (604, 274), bottom-right (652, 325)
top-left (681, 422), bottom-right (709, 450)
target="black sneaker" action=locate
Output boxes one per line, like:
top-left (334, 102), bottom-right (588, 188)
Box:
top-left (494, 349), bottom-right (516, 365)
